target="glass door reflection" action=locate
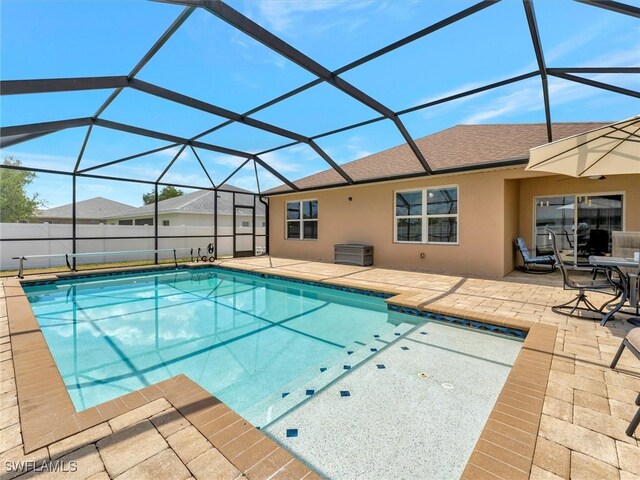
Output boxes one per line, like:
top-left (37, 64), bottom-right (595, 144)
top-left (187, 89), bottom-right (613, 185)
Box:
top-left (535, 194), bottom-right (623, 265)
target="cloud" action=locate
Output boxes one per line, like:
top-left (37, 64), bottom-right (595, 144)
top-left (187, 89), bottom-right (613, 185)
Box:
top-left (227, 174), bottom-right (258, 191)
top-left (259, 148), bottom-right (314, 173)
top-left (0, 150), bottom-right (76, 170)
top-left (461, 42), bottom-right (640, 124)
top-left (544, 21), bottom-right (609, 65)
top-left (252, 0), bottom-right (381, 36)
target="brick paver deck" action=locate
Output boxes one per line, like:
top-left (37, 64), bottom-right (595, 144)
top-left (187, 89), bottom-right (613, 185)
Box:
top-left (1, 256), bottom-right (638, 479)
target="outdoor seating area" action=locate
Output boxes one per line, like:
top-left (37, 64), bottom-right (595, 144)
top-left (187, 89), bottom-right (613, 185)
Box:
top-left (1, 0), bottom-right (639, 479)
top-left (515, 237), bottom-right (556, 274)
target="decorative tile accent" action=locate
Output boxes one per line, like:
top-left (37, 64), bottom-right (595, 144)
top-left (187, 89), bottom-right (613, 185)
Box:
top-left (340, 391), bottom-right (351, 397)
top-left (394, 332), bottom-right (401, 336)
top-left (347, 351), bottom-right (353, 355)
top-left (210, 265), bottom-right (393, 298)
top-left (420, 331), bottom-right (428, 335)
top-left (387, 304), bottom-right (526, 339)
top-left (374, 334), bottom-right (380, 338)
top-left (370, 348), bottom-right (378, 352)
top-left (22, 265), bottom-right (188, 286)
top-left (305, 389), bottom-right (314, 396)
top-left (376, 364), bottom-right (386, 369)
top-left (401, 346), bottom-right (409, 351)
top-left (281, 392), bottom-right (289, 398)
top-left (343, 365), bottom-right (351, 370)
top-left (320, 367), bottom-right (327, 372)
top-left (285, 429), bottom-right (298, 438)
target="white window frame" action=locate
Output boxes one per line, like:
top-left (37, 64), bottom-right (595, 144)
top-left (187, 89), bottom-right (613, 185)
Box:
top-left (394, 186), bottom-right (459, 245)
top-left (286, 199), bottom-right (318, 240)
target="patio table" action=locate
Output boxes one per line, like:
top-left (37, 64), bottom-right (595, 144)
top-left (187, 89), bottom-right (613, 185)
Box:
top-left (589, 256), bottom-right (640, 326)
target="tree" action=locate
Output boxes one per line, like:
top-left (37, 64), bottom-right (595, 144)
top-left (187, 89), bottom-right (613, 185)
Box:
top-left (0, 157), bottom-right (45, 223)
top-left (142, 185), bottom-right (184, 205)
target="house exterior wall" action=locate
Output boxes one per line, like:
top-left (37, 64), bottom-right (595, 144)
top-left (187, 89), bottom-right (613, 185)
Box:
top-left (106, 213), bottom-right (266, 228)
top-left (268, 168), bottom-right (516, 278)
top-left (268, 168), bottom-right (640, 278)
top-left (518, 174), bottom-right (640, 250)
top-left (35, 218), bottom-right (102, 225)
top-left (504, 179), bottom-right (521, 275)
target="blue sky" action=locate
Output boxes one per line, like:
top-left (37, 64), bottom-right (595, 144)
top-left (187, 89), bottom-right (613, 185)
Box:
top-left (1, 0), bottom-right (639, 208)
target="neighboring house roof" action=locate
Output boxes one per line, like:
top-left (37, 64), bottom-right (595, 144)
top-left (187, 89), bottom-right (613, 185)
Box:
top-left (265, 122), bottom-right (609, 194)
top-left (37, 197), bottom-right (133, 219)
top-left (105, 185), bottom-right (265, 220)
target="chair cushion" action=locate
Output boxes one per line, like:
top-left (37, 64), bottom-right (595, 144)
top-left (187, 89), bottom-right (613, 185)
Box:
top-left (528, 255), bottom-right (556, 265)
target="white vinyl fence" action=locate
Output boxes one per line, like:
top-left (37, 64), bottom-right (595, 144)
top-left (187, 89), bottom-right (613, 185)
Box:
top-left (0, 223), bottom-right (266, 271)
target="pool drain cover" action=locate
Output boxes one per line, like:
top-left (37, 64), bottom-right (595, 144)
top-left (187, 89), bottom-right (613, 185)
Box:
top-left (418, 372), bottom-right (429, 379)
top-left (441, 383), bottom-right (454, 389)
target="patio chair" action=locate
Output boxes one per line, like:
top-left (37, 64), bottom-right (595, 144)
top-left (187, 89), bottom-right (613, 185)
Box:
top-left (547, 228), bottom-right (617, 317)
top-left (515, 237), bottom-right (556, 274)
top-left (610, 328), bottom-right (640, 437)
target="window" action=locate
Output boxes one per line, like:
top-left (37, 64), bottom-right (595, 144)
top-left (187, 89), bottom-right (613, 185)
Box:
top-left (286, 200), bottom-right (318, 239)
top-left (241, 221), bottom-right (250, 227)
top-left (394, 187), bottom-right (458, 244)
top-left (118, 220), bottom-right (133, 226)
top-left (262, 221), bottom-right (266, 227)
top-left (534, 193), bottom-right (622, 262)
top-left (134, 218), bottom-right (154, 226)
top-left (162, 220), bottom-right (170, 226)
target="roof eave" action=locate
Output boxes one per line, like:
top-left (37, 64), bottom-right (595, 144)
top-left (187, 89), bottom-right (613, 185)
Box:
top-left (262, 157), bottom-right (529, 196)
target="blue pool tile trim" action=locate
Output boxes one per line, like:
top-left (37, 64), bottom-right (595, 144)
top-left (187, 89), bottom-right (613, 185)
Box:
top-left (210, 265), bottom-right (526, 339)
top-left (286, 428), bottom-right (298, 438)
top-left (401, 346), bottom-right (409, 351)
top-left (282, 392), bottom-right (289, 398)
top-left (305, 389), bottom-right (315, 396)
top-left (343, 365), bottom-right (351, 370)
top-left (376, 364), bottom-right (386, 369)
top-left (370, 348), bottom-right (378, 352)
top-left (320, 367), bottom-right (327, 372)
top-left (340, 390), bottom-right (351, 397)
top-left (25, 264), bottom-right (525, 341)
top-left (24, 263), bottom-right (394, 299)
top-left (209, 265), bottom-right (394, 299)
top-left (23, 265), bottom-right (191, 286)
top-left (387, 305), bottom-right (527, 339)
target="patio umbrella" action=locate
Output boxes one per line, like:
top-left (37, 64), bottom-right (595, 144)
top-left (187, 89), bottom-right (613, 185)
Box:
top-left (526, 115), bottom-right (640, 177)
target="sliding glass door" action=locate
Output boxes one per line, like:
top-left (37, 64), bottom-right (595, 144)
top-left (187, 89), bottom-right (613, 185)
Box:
top-left (534, 193), bottom-right (623, 264)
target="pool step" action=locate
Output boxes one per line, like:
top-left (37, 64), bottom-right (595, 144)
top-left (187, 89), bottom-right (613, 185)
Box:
top-left (247, 322), bottom-right (416, 428)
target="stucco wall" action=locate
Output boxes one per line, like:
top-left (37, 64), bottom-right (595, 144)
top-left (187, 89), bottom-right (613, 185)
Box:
top-left (504, 179), bottom-right (521, 275)
top-left (268, 169), bottom-right (517, 278)
top-left (268, 168), bottom-right (640, 278)
top-left (518, 174), bottom-right (640, 249)
top-left (106, 213), bottom-right (266, 228)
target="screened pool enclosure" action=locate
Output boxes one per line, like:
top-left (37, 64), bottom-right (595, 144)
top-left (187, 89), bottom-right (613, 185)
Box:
top-left (1, 0), bottom-right (638, 274)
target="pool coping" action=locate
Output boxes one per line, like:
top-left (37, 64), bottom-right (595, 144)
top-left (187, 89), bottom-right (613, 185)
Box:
top-left (6, 263), bottom-right (556, 479)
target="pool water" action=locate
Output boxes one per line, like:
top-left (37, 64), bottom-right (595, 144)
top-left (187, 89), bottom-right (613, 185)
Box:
top-left (23, 268), bottom-right (419, 424)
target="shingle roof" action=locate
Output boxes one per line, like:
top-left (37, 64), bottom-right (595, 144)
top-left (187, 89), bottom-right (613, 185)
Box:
top-left (105, 185), bottom-right (265, 219)
top-left (37, 197), bottom-right (134, 219)
top-left (265, 122), bottom-right (609, 194)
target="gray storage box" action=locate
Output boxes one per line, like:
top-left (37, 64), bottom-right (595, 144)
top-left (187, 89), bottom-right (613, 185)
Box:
top-left (334, 244), bottom-right (373, 266)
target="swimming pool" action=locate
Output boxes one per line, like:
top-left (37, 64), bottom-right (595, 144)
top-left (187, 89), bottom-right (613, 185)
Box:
top-left (22, 267), bottom-right (421, 425)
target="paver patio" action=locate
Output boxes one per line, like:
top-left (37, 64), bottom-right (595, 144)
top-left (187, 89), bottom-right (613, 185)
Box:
top-left (1, 256), bottom-right (638, 479)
